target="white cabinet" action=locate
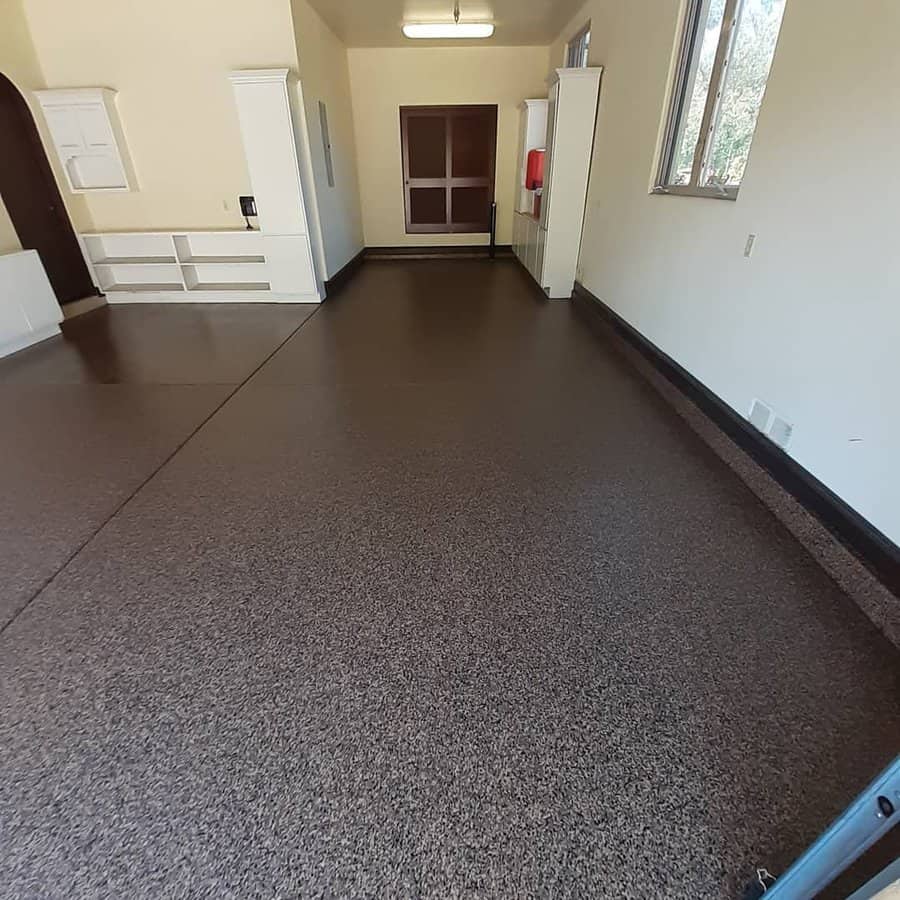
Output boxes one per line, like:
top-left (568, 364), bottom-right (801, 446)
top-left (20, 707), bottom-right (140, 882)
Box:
top-left (228, 69), bottom-right (322, 299)
top-left (513, 211), bottom-right (544, 286)
top-left (525, 216), bottom-right (538, 277)
top-left (513, 69), bottom-right (602, 299)
top-left (541, 69), bottom-right (602, 299)
top-left (35, 89), bottom-right (135, 192)
top-left (229, 69), bottom-right (310, 237)
top-left (535, 224), bottom-right (546, 285)
top-left (0, 251), bottom-right (62, 358)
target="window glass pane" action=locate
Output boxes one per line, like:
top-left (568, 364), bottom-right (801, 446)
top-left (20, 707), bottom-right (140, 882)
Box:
top-left (704, 0), bottom-right (786, 187)
top-left (407, 116), bottom-right (446, 178)
top-left (668, 0), bottom-right (728, 185)
top-left (566, 25), bottom-right (590, 68)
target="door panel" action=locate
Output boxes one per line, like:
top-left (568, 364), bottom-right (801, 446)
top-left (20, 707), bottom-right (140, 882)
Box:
top-left (406, 115), bottom-right (447, 178)
top-left (0, 74), bottom-right (96, 304)
top-left (43, 107), bottom-right (82, 151)
top-left (409, 187), bottom-right (447, 226)
top-left (76, 104), bottom-right (115, 148)
top-left (451, 114), bottom-right (493, 178)
top-left (451, 185), bottom-right (491, 230)
top-left (535, 225), bottom-right (547, 287)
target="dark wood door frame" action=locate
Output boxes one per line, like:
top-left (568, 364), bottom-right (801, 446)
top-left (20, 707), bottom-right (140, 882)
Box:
top-left (400, 104), bottom-right (498, 234)
top-left (0, 72), bottom-right (97, 305)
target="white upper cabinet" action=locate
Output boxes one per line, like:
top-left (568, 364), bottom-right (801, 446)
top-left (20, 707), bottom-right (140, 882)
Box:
top-left (35, 88), bottom-right (135, 193)
top-left (228, 69), bottom-right (310, 237)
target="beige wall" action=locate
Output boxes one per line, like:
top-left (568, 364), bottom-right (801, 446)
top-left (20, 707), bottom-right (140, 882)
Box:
top-left (552, 0), bottom-right (900, 545)
top-left (291, 0), bottom-right (364, 277)
top-left (347, 46), bottom-right (550, 247)
top-left (0, 0), bottom-right (92, 253)
top-left (22, 0), bottom-right (299, 233)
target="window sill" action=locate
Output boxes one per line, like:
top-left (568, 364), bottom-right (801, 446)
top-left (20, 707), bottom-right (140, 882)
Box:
top-left (651, 185), bottom-right (738, 201)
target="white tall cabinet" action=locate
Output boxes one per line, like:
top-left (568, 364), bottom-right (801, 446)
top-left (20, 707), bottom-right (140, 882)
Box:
top-left (512, 68), bottom-right (602, 299)
top-left (511, 99), bottom-right (547, 289)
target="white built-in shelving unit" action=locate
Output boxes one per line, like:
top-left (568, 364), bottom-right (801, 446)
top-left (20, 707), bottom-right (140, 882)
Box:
top-left (515, 99), bottom-right (549, 216)
top-left (511, 99), bottom-right (548, 286)
top-left (512, 69), bottom-right (602, 299)
top-left (80, 230), bottom-right (317, 302)
top-left (74, 69), bottom-right (323, 304)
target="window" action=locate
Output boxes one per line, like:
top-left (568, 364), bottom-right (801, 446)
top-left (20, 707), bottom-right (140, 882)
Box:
top-left (655, 0), bottom-right (786, 199)
top-left (400, 105), bottom-right (497, 234)
top-left (565, 22), bottom-right (591, 68)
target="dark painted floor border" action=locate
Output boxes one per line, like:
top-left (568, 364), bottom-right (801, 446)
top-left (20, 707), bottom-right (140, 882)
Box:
top-left (325, 246), bottom-right (515, 297)
top-left (572, 282), bottom-right (900, 603)
top-left (365, 245), bottom-right (514, 260)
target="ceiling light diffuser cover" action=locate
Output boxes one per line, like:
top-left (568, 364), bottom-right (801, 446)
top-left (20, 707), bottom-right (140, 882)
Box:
top-left (402, 22), bottom-right (495, 39)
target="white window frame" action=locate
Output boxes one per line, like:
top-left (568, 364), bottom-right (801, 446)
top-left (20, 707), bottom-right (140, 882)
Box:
top-left (655, 0), bottom-right (773, 201)
top-left (564, 22), bottom-right (591, 69)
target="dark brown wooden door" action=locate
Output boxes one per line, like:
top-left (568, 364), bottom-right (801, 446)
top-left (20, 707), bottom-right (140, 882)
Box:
top-left (400, 105), bottom-right (497, 234)
top-left (0, 73), bottom-right (96, 305)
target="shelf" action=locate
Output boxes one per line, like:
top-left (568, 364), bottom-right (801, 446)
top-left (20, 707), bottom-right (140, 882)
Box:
top-left (93, 256), bottom-right (178, 265)
top-left (187, 282), bottom-right (271, 292)
top-left (104, 282), bottom-right (185, 292)
top-left (179, 255), bottom-right (266, 265)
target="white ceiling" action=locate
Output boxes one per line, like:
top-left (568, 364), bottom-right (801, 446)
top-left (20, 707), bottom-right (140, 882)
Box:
top-left (307, 0), bottom-right (586, 47)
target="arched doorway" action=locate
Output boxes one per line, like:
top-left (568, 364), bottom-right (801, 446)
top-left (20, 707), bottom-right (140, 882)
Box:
top-left (0, 72), bottom-right (96, 305)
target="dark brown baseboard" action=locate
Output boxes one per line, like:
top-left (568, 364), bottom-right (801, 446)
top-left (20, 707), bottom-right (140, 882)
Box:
top-left (323, 248), bottom-right (366, 298)
top-left (572, 281), bottom-right (900, 601)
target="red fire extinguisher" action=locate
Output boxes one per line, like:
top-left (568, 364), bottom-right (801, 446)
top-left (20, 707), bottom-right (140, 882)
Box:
top-left (526, 149), bottom-right (545, 190)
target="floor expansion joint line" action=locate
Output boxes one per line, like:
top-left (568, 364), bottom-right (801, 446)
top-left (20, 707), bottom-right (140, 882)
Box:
top-left (0, 305), bottom-right (324, 639)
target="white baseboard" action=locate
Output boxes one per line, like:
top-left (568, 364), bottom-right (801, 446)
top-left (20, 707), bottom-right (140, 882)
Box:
top-left (105, 291), bottom-right (321, 304)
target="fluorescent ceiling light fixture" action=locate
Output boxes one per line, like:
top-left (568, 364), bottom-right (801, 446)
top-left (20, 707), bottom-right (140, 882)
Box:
top-left (402, 22), bottom-right (495, 38)
top-left (403, 2), bottom-right (494, 39)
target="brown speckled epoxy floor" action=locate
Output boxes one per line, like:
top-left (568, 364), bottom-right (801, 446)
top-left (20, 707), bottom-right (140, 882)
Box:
top-left (0, 261), bottom-right (898, 899)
